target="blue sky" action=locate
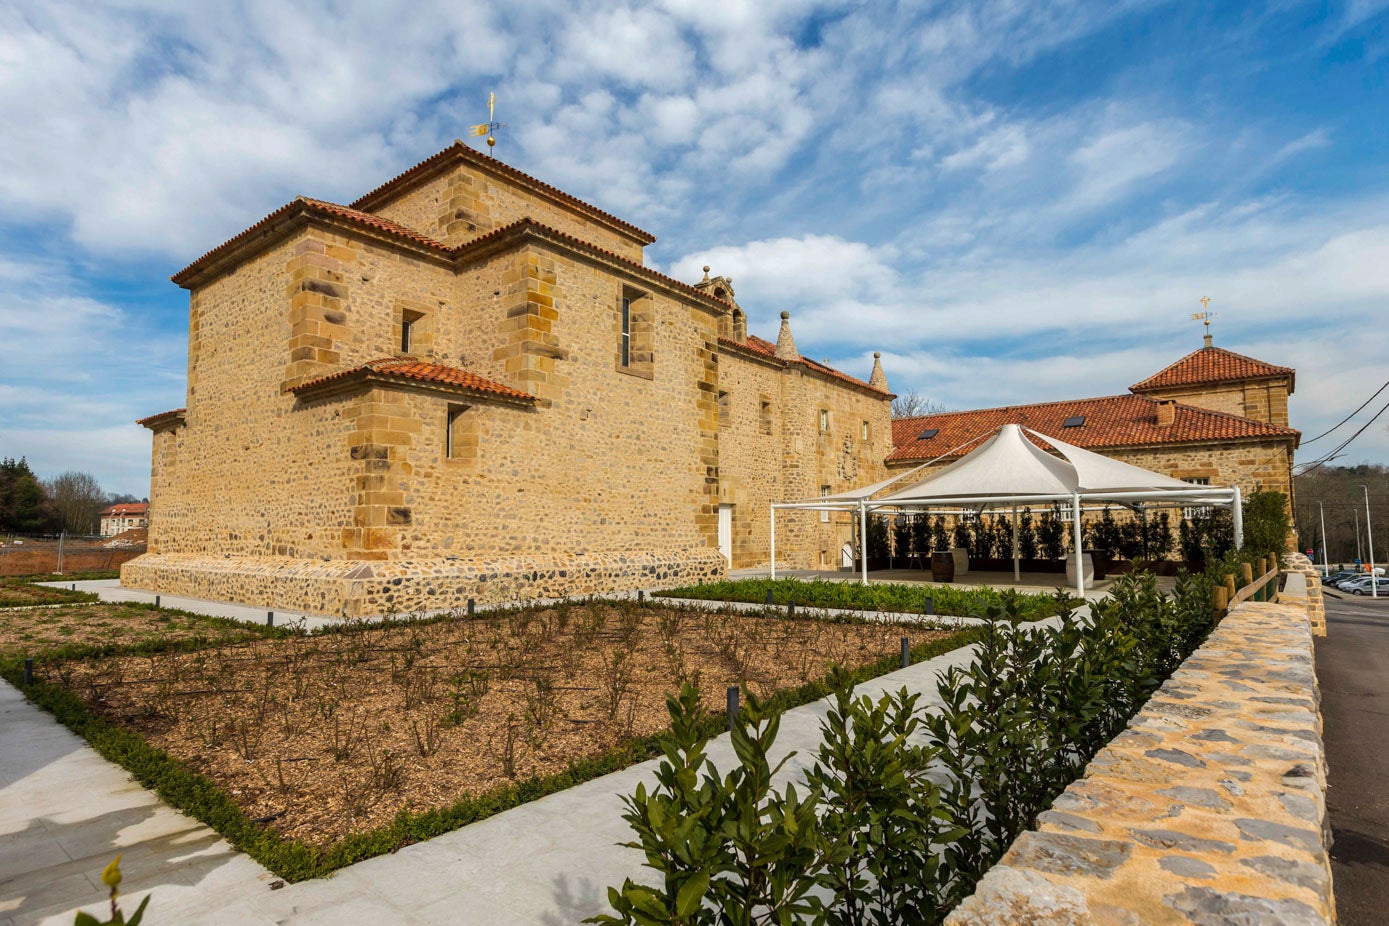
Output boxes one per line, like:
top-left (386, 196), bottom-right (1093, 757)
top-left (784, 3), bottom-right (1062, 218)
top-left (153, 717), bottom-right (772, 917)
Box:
top-left (1, 0), bottom-right (1387, 495)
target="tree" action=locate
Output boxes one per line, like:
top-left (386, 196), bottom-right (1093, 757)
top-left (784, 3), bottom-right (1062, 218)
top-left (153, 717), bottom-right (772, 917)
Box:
top-left (1018, 507), bottom-right (1038, 559)
top-left (0, 458), bottom-right (55, 533)
top-left (932, 515), bottom-right (949, 553)
top-left (890, 389), bottom-right (948, 419)
top-left (46, 471), bottom-right (107, 535)
top-left (1037, 505), bottom-right (1065, 560)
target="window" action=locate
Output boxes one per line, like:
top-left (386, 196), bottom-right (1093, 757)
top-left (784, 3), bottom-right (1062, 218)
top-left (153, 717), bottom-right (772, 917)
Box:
top-left (760, 398), bottom-right (773, 435)
top-left (620, 295), bottom-right (631, 367)
top-left (446, 404), bottom-right (473, 461)
top-left (1182, 476), bottom-right (1211, 520)
top-left (1063, 415), bottom-right (1085, 428)
top-left (819, 409), bottom-right (829, 432)
top-left (821, 485), bottom-right (831, 523)
top-left (916, 428), bottom-right (938, 441)
top-left (862, 420), bottom-right (870, 441)
top-left (617, 287), bottom-right (654, 377)
top-left (396, 306), bottom-right (429, 357)
top-left (718, 390), bottom-right (730, 425)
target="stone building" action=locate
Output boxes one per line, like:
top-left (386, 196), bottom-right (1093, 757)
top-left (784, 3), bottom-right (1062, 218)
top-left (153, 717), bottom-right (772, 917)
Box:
top-left (888, 337), bottom-right (1299, 516)
top-left (99, 502), bottom-right (149, 537)
top-left (127, 142), bottom-right (892, 616)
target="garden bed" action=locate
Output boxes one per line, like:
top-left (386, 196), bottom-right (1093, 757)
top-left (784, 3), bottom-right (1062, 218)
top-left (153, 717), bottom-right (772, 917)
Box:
top-left (0, 577), bottom-right (98, 609)
top-left (0, 601), bottom-right (279, 657)
top-left (22, 600), bottom-right (970, 864)
top-left (657, 577), bottom-right (1075, 621)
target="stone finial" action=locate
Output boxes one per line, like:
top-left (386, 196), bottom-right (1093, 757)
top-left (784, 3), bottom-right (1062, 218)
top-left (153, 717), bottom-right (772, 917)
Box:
top-left (869, 351), bottom-right (889, 391)
top-left (1203, 332), bottom-right (1213, 348)
top-left (702, 265), bottom-right (711, 282)
top-left (774, 311), bottom-right (799, 360)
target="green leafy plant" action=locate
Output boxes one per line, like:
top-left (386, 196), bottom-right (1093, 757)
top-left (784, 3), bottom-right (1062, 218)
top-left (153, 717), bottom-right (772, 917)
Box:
top-left (75, 855), bottom-right (149, 925)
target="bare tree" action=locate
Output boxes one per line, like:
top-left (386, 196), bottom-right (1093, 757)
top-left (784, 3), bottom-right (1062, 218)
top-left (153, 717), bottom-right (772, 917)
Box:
top-left (44, 471), bottom-right (107, 535)
top-left (890, 388), bottom-right (948, 419)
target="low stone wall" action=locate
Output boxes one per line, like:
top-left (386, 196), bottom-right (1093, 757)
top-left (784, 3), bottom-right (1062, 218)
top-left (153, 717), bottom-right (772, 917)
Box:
top-left (947, 599), bottom-right (1333, 925)
top-left (1281, 552), bottom-right (1327, 637)
top-left (121, 548), bottom-right (726, 617)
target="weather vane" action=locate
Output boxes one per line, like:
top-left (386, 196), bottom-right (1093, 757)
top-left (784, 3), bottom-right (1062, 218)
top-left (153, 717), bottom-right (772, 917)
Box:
top-left (469, 92), bottom-right (505, 156)
top-left (1191, 297), bottom-right (1216, 344)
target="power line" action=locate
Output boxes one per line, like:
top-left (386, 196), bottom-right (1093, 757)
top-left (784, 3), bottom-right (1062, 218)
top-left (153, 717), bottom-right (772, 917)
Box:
top-left (1295, 395), bottom-right (1389, 477)
top-left (1302, 379), bottom-right (1389, 445)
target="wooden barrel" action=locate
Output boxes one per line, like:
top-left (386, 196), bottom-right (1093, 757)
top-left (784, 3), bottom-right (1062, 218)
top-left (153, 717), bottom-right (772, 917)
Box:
top-left (931, 551), bottom-right (955, 582)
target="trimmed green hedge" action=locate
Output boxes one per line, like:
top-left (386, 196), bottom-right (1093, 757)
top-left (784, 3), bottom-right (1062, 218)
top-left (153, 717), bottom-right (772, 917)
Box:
top-left (657, 577), bottom-right (1075, 621)
top-left (3, 608), bottom-right (981, 881)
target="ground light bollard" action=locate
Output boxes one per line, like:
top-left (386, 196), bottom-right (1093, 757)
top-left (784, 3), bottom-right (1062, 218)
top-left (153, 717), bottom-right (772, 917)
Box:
top-left (765, 589), bottom-right (774, 606)
top-left (154, 595), bottom-right (160, 609)
top-left (923, 596), bottom-right (934, 616)
top-left (726, 686), bottom-right (740, 728)
top-left (787, 600), bottom-right (796, 618)
top-left (23, 658), bottom-right (33, 686)
top-left (637, 589), bottom-right (645, 603)
top-left (467, 598), bottom-right (475, 615)
top-left (267, 611), bottom-right (274, 627)
top-left (901, 637), bottom-right (911, 669)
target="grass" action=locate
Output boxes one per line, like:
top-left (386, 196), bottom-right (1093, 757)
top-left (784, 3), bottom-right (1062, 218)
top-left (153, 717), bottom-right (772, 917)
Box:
top-left (0, 577), bottom-right (99, 609)
top-left (656, 577), bottom-right (1077, 621)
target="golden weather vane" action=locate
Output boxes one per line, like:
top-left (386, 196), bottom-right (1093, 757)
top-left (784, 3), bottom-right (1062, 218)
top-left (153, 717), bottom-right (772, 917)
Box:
top-left (1191, 297), bottom-right (1216, 345)
top-left (469, 92), bottom-right (505, 157)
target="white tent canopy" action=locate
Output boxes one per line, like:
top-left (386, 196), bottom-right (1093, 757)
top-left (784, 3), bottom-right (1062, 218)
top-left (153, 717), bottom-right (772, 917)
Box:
top-left (770, 424), bottom-right (1244, 598)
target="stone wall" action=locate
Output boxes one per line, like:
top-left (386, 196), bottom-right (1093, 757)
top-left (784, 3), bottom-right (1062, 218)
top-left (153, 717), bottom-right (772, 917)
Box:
top-left (717, 347), bottom-right (892, 570)
top-left (1281, 552), bottom-right (1327, 637)
top-left (946, 599), bottom-right (1332, 925)
top-left (1139, 380), bottom-right (1291, 428)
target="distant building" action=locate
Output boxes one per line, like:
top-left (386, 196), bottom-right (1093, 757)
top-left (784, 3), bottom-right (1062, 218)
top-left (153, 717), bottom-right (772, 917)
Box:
top-left (889, 338), bottom-right (1299, 509)
top-left (100, 503), bottom-right (149, 537)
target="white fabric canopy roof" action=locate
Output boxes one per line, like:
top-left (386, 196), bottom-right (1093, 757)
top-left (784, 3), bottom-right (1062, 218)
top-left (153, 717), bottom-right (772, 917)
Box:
top-left (769, 423), bottom-right (1244, 595)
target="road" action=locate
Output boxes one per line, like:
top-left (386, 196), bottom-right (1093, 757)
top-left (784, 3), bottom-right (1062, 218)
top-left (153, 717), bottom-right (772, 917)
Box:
top-left (1317, 591), bottom-right (1389, 925)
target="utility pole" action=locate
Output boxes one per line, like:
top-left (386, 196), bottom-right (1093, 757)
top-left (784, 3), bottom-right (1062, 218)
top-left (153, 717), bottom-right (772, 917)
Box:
top-left (1355, 505), bottom-right (1362, 562)
top-left (1318, 501), bottom-right (1329, 575)
top-left (1358, 485), bottom-right (1378, 598)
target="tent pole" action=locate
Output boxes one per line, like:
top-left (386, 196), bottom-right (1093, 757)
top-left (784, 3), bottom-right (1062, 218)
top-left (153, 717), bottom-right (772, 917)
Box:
top-left (770, 506), bottom-right (777, 580)
top-left (1012, 503), bottom-right (1020, 582)
top-left (1073, 493), bottom-right (1084, 600)
top-left (860, 501), bottom-right (869, 586)
top-left (1232, 486), bottom-right (1244, 550)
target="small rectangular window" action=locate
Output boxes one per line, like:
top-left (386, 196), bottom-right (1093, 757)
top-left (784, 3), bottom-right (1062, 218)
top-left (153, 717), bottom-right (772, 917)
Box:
top-left (819, 409), bottom-right (829, 432)
top-left (1063, 415), bottom-right (1085, 428)
top-left (916, 428), bottom-right (939, 441)
top-left (620, 295), bottom-right (631, 367)
top-left (446, 404), bottom-right (472, 460)
top-left (718, 390), bottom-right (730, 425)
top-left (821, 485), bottom-right (831, 523)
top-left (760, 398), bottom-right (773, 435)
top-left (399, 308), bottom-right (425, 356)
top-left (862, 420), bottom-right (870, 441)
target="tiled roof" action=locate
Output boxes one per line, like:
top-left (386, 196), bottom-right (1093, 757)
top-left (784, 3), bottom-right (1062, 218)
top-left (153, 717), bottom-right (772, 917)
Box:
top-left (887, 394), bottom-right (1299, 463)
top-left (101, 503), bottom-right (148, 517)
top-left (350, 141), bottom-right (657, 245)
top-left (291, 358), bottom-right (536, 405)
top-left (172, 198), bottom-right (450, 286)
top-left (720, 335), bottom-right (889, 396)
top-left (135, 408), bottom-right (186, 429)
top-left (1131, 346), bottom-right (1295, 392)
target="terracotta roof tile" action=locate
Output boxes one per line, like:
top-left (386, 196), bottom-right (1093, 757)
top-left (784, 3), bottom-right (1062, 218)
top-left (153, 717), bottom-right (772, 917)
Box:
top-left (1131, 345), bottom-right (1294, 392)
top-left (719, 335), bottom-right (889, 396)
top-left (101, 503), bottom-right (149, 517)
top-left (350, 141), bottom-right (656, 245)
top-left (887, 394), bottom-right (1298, 463)
top-left (136, 407), bottom-right (186, 429)
top-left (291, 358), bottom-right (536, 404)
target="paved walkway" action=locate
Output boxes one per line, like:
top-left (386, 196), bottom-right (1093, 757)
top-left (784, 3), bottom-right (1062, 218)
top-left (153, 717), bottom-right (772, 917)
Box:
top-left (1317, 593), bottom-right (1389, 926)
top-left (0, 614), bottom-right (999, 924)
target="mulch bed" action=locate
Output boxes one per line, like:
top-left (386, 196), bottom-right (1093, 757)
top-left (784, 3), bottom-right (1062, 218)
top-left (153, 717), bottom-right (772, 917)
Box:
top-left (42, 601), bottom-right (954, 848)
top-left (0, 602), bottom-right (268, 658)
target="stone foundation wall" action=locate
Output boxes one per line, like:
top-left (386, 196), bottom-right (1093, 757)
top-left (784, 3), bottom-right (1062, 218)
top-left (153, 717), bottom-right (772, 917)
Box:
top-left (946, 599), bottom-right (1332, 925)
top-left (122, 548), bottom-right (725, 618)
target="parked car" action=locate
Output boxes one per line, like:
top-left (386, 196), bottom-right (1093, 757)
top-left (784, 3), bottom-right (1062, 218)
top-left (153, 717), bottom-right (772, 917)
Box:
top-left (1325, 570), bottom-right (1362, 584)
top-left (1334, 576), bottom-right (1371, 590)
top-left (1341, 576), bottom-right (1389, 595)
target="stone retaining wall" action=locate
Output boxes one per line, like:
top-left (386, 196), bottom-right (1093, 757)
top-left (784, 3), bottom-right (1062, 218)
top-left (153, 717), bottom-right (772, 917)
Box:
top-left (1281, 552), bottom-right (1327, 637)
top-left (947, 599), bottom-right (1333, 925)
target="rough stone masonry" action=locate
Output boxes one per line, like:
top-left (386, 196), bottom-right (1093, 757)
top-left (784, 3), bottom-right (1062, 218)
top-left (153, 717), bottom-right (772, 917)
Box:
top-left (947, 598), bottom-right (1333, 925)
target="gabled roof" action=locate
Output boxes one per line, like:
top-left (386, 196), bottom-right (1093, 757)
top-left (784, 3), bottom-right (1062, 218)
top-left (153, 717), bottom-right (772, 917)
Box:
top-left (290, 358), bottom-right (537, 406)
top-left (1130, 345), bottom-right (1295, 393)
top-left (101, 503), bottom-right (149, 517)
top-left (888, 393), bottom-right (1298, 464)
top-left (720, 335), bottom-right (890, 397)
top-left (350, 141), bottom-right (656, 245)
top-left (136, 408), bottom-right (187, 431)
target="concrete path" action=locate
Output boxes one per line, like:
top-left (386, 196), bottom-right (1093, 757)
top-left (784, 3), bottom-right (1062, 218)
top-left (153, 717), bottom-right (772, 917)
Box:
top-left (0, 622), bottom-right (993, 924)
top-left (1317, 594), bottom-right (1389, 926)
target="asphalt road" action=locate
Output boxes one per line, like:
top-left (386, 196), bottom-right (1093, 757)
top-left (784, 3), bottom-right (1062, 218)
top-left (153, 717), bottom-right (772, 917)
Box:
top-left (1317, 591), bottom-right (1389, 925)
